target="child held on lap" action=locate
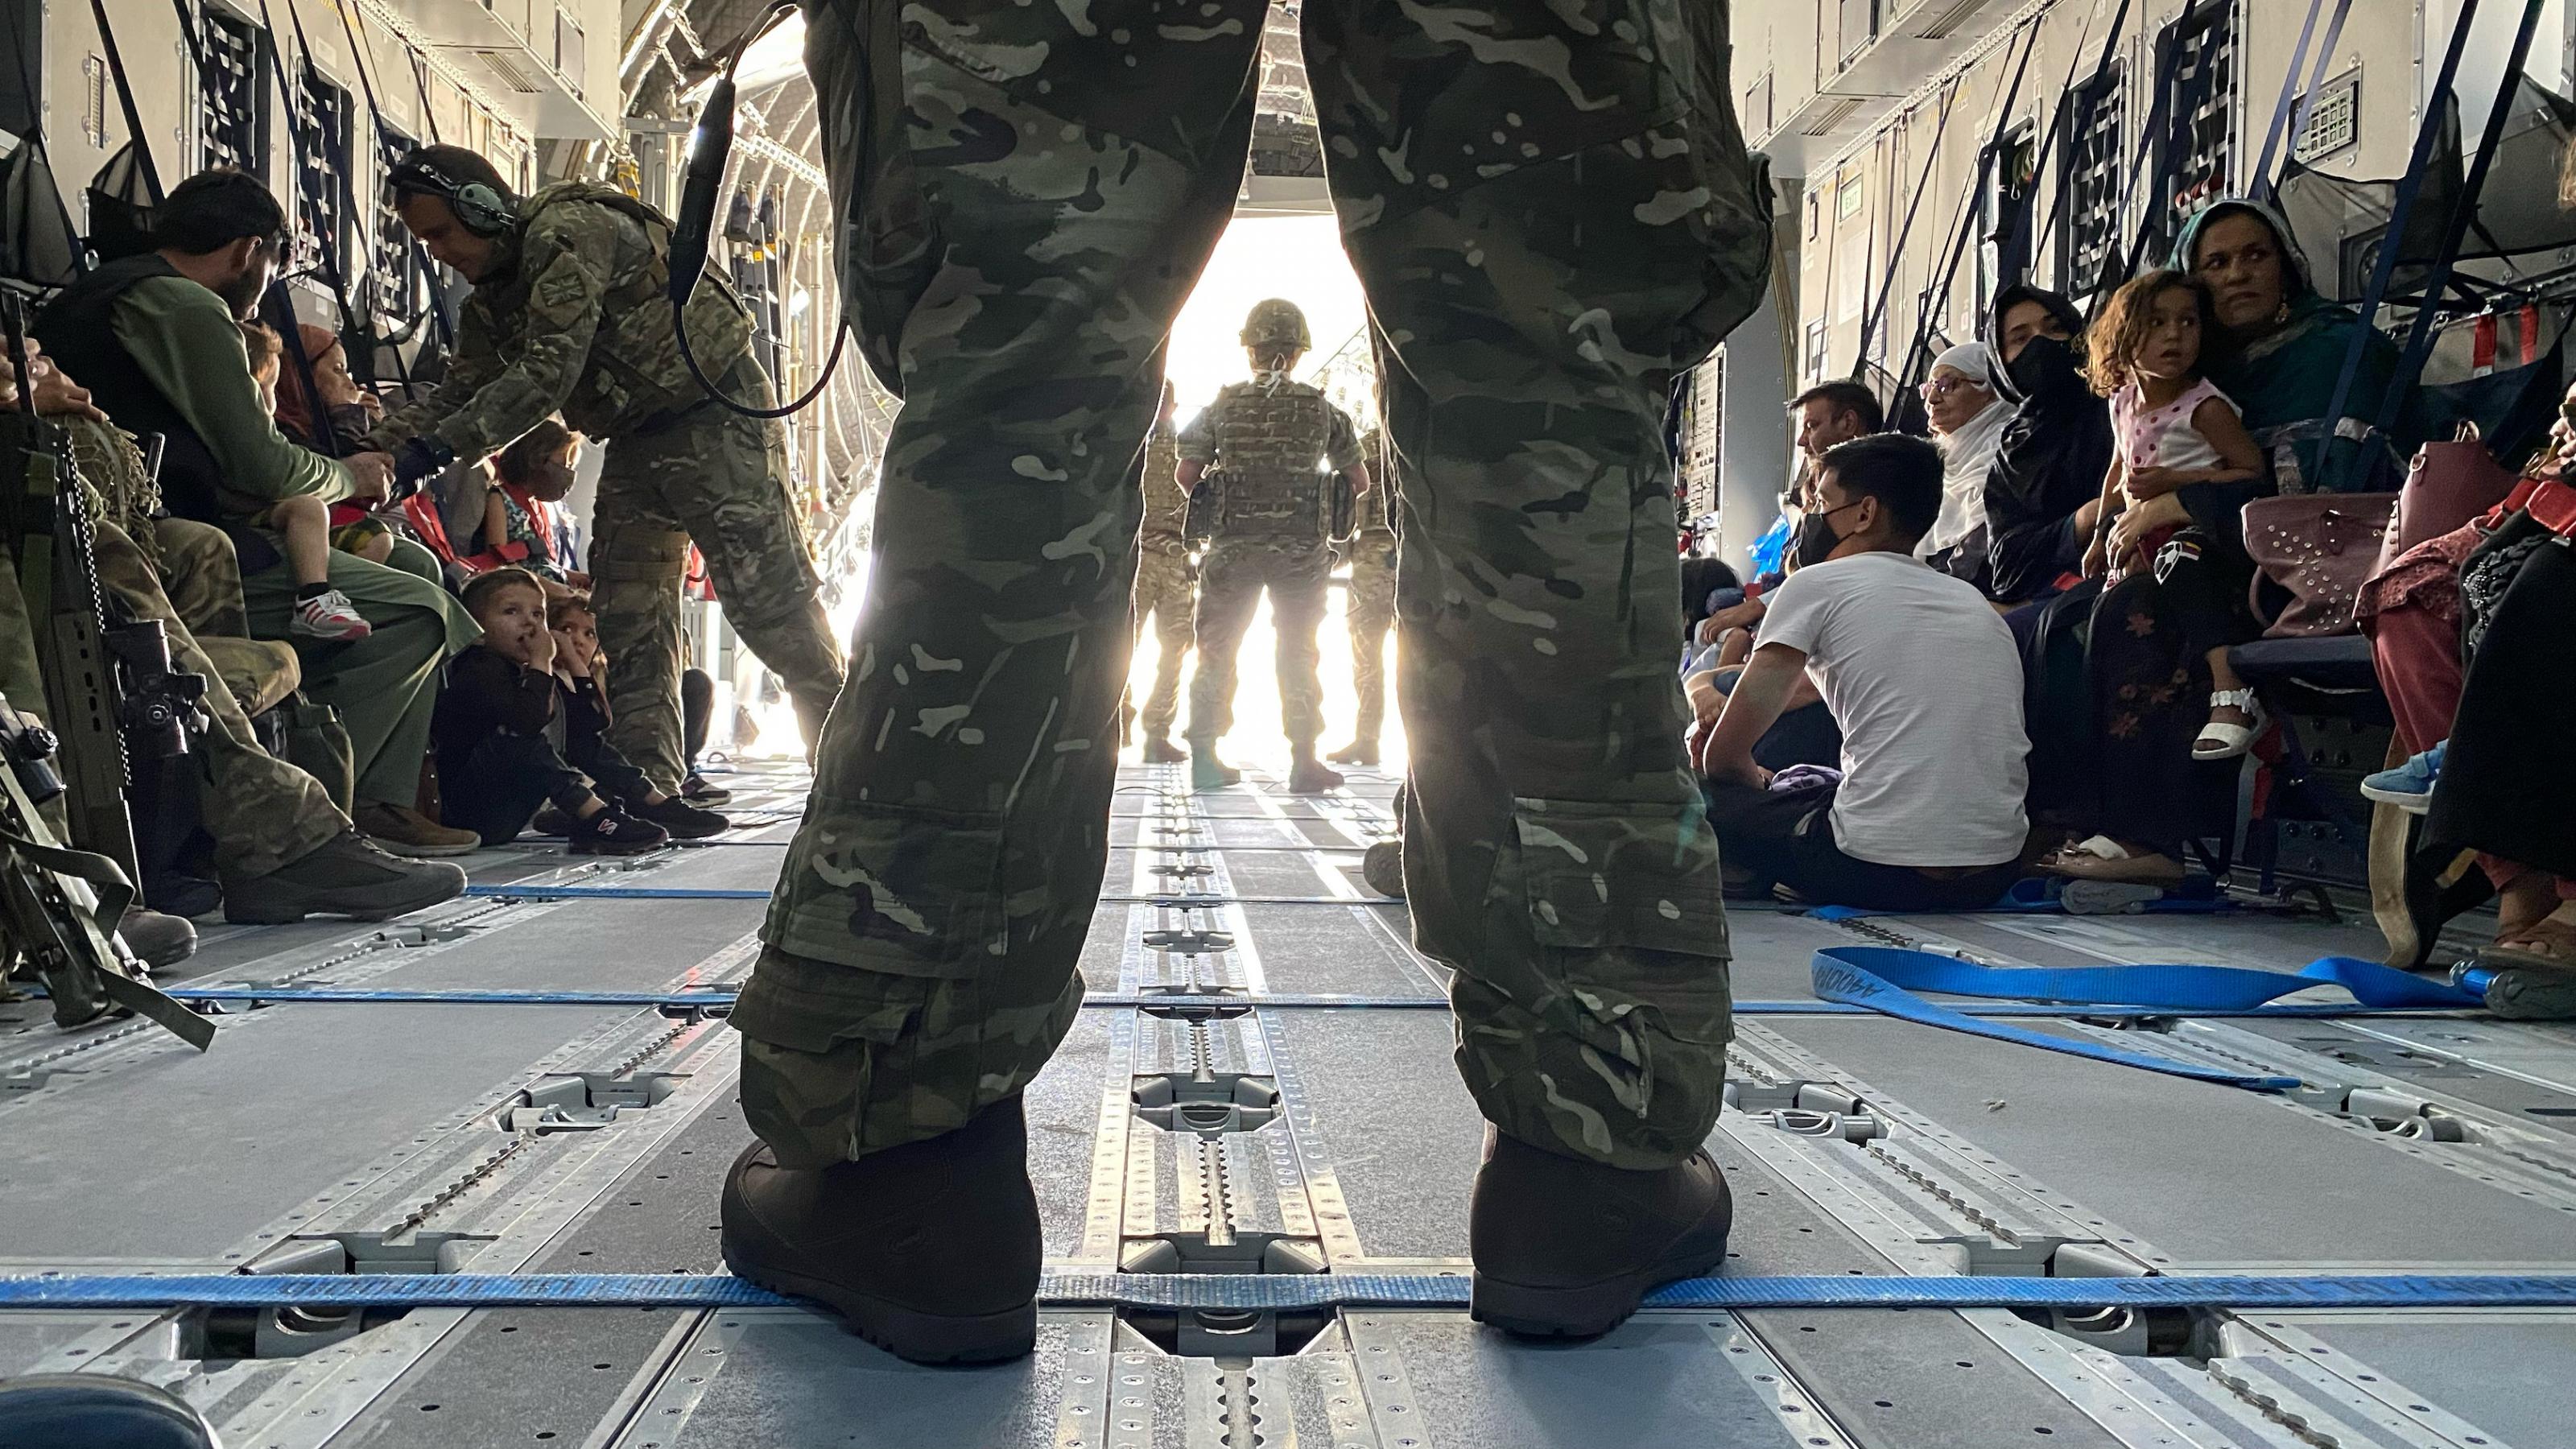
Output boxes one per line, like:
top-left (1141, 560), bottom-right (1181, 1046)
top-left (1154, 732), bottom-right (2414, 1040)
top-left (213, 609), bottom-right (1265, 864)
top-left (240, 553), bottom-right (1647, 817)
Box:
top-left (2082, 270), bottom-right (2268, 759)
top-left (431, 568), bottom-right (670, 856)
top-left (1692, 434), bottom-right (2032, 913)
top-left (238, 322), bottom-right (392, 642)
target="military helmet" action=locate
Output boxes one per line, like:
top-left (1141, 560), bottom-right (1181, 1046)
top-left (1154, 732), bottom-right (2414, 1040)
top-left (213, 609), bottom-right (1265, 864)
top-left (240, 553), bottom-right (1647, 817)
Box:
top-left (1241, 299), bottom-right (1312, 352)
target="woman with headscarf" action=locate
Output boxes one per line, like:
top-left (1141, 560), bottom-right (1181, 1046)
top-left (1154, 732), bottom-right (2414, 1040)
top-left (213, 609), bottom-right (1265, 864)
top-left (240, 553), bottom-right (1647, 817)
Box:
top-left (2172, 198), bottom-right (2404, 497)
top-left (1917, 341), bottom-right (2011, 587)
top-left (1981, 285), bottom-right (2115, 605)
top-left (2031, 201), bottom-right (2413, 887)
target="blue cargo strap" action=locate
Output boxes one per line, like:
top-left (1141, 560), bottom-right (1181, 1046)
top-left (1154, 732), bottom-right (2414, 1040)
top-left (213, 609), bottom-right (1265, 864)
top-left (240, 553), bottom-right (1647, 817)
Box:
top-left (138, 984), bottom-right (2461, 1019)
top-left (6, 1271), bottom-right (2573, 1314)
top-left (1810, 947), bottom-right (2482, 1092)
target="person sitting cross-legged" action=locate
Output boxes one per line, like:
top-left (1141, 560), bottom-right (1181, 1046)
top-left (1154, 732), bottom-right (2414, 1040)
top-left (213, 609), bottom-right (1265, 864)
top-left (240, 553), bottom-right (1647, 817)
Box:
top-left (1693, 434), bottom-right (2032, 911)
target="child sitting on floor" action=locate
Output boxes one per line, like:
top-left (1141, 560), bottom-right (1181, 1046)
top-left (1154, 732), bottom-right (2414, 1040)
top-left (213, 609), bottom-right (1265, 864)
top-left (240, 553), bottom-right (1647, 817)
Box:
top-left (530, 592), bottom-right (729, 840)
top-left (432, 568), bottom-right (671, 854)
top-left (238, 322), bottom-right (376, 641)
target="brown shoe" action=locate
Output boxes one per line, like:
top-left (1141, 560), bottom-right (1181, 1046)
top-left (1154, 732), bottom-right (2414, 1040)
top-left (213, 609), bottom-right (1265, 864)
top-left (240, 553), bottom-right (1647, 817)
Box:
top-left (1469, 1129), bottom-right (1733, 1339)
top-left (1286, 753), bottom-right (1344, 795)
top-left (353, 803), bottom-right (481, 857)
top-left (721, 1096), bottom-right (1042, 1364)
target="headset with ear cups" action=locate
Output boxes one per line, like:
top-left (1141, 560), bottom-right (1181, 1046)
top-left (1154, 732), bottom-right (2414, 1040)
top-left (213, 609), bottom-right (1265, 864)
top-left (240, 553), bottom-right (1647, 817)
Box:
top-left (391, 157), bottom-right (516, 237)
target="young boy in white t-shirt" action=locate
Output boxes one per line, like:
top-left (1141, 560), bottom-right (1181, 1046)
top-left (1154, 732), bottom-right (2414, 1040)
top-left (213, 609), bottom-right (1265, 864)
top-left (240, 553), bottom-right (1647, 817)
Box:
top-left (1692, 433), bottom-right (2032, 910)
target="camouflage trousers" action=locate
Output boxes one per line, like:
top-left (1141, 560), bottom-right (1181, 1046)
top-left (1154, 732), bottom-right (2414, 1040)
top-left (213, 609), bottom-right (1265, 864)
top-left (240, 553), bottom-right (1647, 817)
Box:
top-left (741, 0), bottom-right (1767, 1170)
top-left (1132, 538), bottom-right (1195, 741)
top-left (592, 356), bottom-right (848, 795)
top-left (1343, 536), bottom-right (1397, 745)
top-left (1186, 539), bottom-right (1329, 750)
top-left (94, 522), bottom-right (348, 879)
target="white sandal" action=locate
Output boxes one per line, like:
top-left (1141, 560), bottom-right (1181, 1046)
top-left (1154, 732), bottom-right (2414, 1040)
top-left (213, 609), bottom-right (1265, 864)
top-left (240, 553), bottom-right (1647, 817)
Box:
top-left (2192, 687), bottom-right (2267, 762)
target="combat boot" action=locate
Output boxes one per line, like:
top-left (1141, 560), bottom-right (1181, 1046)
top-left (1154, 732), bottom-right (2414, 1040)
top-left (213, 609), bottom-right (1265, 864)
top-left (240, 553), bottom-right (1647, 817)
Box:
top-left (1286, 749), bottom-right (1344, 795)
top-left (221, 832), bottom-right (468, 924)
top-left (1326, 740), bottom-right (1378, 767)
top-left (1468, 1129), bottom-right (1733, 1339)
top-left (1362, 839), bottom-right (1405, 899)
top-left (115, 907), bottom-right (196, 971)
top-left (1190, 743), bottom-right (1241, 791)
top-left (1141, 736), bottom-right (1187, 764)
top-left (722, 1096), bottom-right (1042, 1365)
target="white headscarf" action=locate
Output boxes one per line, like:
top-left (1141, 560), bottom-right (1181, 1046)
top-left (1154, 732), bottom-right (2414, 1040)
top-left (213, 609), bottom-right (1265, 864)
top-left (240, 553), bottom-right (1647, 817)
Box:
top-left (1920, 342), bottom-right (2010, 559)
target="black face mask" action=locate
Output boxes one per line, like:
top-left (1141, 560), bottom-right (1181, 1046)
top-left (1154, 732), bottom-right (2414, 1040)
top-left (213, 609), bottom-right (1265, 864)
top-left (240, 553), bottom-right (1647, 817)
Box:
top-left (2005, 333), bottom-right (2077, 398)
top-left (1794, 501), bottom-right (1863, 569)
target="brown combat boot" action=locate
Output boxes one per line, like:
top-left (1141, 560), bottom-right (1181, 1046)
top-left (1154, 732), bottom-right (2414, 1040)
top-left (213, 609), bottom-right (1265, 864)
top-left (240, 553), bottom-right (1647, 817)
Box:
top-left (1286, 749), bottom-right (1344, 795)
top-left (1325, 739), bottom-right (1378, 766)
top-left (1468, 1129), bottom-right (1733, 1339)
top-left (1141, 736), bottom-right (1187, 764)
top-left (721, 1095), bottom-right (1042, 1364)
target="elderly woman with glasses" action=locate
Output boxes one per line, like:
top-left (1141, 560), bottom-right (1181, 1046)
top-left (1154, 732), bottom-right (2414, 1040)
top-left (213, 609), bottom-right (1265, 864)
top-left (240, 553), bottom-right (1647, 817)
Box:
top-left (1916, 341), bottom-right (2013, 586)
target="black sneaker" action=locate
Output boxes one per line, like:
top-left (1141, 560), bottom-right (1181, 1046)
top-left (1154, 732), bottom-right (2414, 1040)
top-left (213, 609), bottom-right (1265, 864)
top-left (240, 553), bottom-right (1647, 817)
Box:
top-left (634, 795), bottom-right (729, 840)
top-left (221, 832), bottom-right (469, 924)
top-left (571, 808), bottom-right (669, 856)
top-left (681, 774), bottom-right (734, 806)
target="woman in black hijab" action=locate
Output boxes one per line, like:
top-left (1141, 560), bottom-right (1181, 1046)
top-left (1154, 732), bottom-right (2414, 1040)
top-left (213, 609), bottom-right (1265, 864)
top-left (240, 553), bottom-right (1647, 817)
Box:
top-left (1981, 284), bottom-right (2114, 603)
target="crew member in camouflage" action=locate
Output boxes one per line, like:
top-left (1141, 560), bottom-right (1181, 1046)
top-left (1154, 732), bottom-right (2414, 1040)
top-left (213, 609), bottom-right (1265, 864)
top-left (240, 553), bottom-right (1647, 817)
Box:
top-left (724, 0), bottom-right (1769, 1359)
top-left (1178, 300), bottom-right (1369, 794)
top-left (1330, 423), bottom-right (1399, 767)
top-left (1130, 382), bottom-right (1194, 762)
top-left (371, 146), bottom-right (846, 794)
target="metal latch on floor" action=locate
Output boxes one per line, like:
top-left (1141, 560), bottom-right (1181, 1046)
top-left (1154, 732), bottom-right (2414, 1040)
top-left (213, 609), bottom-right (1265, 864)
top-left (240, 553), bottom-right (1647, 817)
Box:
top-left (2336, 1086), bottom-right (2471, 1141)
top-left (1133, 1073), bottom-right (1281, 1136)
top-left (1725, 1080), bottom-right (1888, 1142)
top-left (1142, 928), bottom-right (1233, 955)
top-left (500, 1071), bottom-right (687, 1133)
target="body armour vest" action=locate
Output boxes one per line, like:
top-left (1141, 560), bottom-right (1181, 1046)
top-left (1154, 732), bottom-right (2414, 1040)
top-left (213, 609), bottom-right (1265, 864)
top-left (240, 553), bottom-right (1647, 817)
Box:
top-left (1206, 380), bottom-right (1336, 542)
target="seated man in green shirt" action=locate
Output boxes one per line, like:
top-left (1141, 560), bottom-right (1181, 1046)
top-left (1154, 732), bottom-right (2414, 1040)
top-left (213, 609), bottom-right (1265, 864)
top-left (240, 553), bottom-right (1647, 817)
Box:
top-left (35, 170), bottom-right (482, 857)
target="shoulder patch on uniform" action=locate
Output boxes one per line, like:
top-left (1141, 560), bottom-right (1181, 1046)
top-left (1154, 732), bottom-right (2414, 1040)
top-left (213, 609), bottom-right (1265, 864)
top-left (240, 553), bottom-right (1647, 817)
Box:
top-left (537, 266), bottom-right (591, 310)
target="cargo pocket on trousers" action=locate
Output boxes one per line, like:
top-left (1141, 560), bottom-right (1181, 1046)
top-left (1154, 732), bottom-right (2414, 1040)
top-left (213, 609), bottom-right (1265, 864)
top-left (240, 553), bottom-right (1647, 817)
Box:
top-left (770, 796), bottom-right (1008, 978)
top-left (1509, 797), bottom-right (1732, 1046)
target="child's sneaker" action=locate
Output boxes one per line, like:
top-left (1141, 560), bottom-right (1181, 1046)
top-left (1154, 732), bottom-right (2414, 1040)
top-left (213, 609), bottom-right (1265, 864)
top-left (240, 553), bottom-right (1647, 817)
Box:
top-left (633, 795), bottom-right (729, 840)
top-left (680, 774), bottom-right (733, 806)
top-left (2361, 741), bottom-right (2446, 814)
top-left (571, 807), bottom-right (669, 857)
top-left (291, 588), bottom-right (373, 642)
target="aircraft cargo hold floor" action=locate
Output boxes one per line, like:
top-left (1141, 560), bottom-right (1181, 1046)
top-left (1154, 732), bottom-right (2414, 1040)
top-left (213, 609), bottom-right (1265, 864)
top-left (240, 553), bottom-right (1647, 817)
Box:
top-left (6, 762), bottom-right (2575, 1449)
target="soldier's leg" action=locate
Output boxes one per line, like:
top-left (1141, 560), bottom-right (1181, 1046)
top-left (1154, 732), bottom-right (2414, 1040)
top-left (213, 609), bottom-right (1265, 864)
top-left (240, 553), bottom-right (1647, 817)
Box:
top-left (590, 471), bottom-right (694, 796)
top-left (1306, 0), bottom-right (1768, 1334)
top-left (93, 522), bottom-right (345, 880)
top-left (153, 519), bottom-right (250, 640)
top-left (1346, 552), bottom-right (1395, 746)
top-left (1136, 549), bottom-right (1194, 742)
top-left (1183, 544), bottom-right (1261, 749)
top-left (1271, 547), bottom-right (1329, 749)
top-left (652, 361), bottom-right (848, 758)
top-left (724, 0), bottom-right (1263, 1364)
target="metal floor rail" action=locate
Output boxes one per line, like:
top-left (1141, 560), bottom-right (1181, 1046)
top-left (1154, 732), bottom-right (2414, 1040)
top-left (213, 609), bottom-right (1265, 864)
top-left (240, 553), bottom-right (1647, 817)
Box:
top-left (4, 760), bottom-right (2575, 1449)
